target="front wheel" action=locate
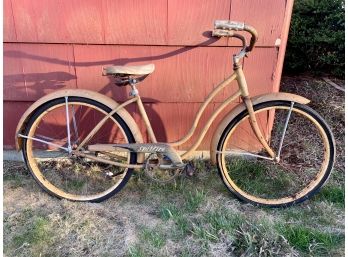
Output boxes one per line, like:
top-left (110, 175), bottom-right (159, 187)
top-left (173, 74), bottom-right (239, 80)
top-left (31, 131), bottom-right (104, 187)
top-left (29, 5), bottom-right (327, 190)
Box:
top-left (217, 101), bottom-right (335, 207)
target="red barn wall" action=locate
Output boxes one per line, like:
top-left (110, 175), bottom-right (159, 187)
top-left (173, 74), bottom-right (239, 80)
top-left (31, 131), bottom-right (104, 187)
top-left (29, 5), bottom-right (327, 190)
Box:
top-left (3, 0), bottom-right (294, 150)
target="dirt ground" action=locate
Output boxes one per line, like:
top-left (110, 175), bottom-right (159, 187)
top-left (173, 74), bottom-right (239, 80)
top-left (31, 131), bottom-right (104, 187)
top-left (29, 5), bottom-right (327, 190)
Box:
top-left (3, 76), bottom-right (345, 257)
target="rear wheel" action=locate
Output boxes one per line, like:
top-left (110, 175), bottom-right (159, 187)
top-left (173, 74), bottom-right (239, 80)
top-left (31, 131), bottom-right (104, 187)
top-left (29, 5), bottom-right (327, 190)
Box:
top-left (217, 101), bottom-right (335, 207)
top-left (22, 97), bottom-right (137, 202)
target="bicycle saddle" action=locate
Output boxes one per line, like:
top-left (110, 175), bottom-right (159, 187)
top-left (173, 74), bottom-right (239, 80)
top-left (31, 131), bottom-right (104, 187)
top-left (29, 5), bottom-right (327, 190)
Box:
top-left (102, 64), bottom-right (155, 76)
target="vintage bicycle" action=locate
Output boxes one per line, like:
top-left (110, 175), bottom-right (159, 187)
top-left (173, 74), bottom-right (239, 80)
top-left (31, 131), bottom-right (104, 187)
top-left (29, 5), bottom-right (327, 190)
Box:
top-left (15, 21), bottom-right (335, 207)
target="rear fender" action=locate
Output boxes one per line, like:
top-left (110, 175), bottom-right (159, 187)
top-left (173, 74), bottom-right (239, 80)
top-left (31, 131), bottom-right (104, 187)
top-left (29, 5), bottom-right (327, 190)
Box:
top-left (15, 89), bottom-right (145, 163)
top-left (210, 92), bottom-right (310, 164)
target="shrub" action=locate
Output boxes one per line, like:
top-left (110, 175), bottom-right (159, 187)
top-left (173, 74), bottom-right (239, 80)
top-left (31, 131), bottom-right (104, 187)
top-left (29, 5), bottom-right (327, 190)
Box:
top-left (284, 0), bottom-right (344, 78)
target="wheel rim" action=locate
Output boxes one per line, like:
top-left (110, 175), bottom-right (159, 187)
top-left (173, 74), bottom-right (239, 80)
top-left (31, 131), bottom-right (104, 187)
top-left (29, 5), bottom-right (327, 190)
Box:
top-left (219, 104), bottom-right (331, 205)
top-left (25, 100), bottom-right (131, 201)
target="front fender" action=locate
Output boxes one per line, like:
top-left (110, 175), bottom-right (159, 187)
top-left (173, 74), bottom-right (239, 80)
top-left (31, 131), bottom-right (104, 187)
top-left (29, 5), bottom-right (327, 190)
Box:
top-left (15, 89), bottom-right (144, 162)
top-left (210, 92), bottom-right (310, 164)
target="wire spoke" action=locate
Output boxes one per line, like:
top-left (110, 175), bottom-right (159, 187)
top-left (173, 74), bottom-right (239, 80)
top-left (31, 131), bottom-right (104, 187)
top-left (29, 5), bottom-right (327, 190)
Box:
top-left (276, 102), bottom-right (294, 159)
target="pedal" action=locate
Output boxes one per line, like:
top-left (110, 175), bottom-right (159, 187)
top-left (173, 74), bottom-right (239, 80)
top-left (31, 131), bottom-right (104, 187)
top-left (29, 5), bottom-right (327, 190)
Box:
top-left (184, 163), bottom-right (195, 177)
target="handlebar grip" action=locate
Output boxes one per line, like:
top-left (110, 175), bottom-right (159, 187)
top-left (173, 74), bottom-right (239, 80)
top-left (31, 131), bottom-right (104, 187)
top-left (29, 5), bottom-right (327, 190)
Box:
top-left (214, 20), bottom-right (245, 31)
top-left (212, 29), bottom-right (234, 37)
top-left (213, 20), bottom-right (258, 52)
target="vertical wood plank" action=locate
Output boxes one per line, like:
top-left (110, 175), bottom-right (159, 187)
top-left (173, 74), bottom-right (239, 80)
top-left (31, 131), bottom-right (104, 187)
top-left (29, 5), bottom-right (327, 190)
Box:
top-left (242, 48), bottom-right (278, 97)
top-left (229, 0), bottom-right (286, 47)
top-left (3, 44), bottom-right (25, 100)
top-left (11, 0), bottom-right (67, 42)
top-left (11, 0), bottom-right (105, 43)
top-left (103, 0), bottom-right (167, 45)
top-left (168, 0), bottom-right (230, 46)
top-left (4, 0), bottom-right (17, 42)
top-left (3, 101), bottom-right (33, 148)
top-left (150, 46), bottom-right (240, 103)
top-left (60, 0), bottom-right (105, 43)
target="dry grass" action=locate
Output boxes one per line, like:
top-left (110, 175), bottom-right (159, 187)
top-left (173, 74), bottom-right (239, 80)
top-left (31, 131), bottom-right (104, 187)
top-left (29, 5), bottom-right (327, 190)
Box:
top-left (3, 160), bottom-right (344, 257)
top-left (3, 76), bottom-right (345, 257)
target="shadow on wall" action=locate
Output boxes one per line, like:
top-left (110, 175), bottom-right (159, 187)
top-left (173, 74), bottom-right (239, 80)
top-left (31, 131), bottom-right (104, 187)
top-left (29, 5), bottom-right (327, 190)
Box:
top-left (4, 71), bottom-right (75, 96)
top-left (4, 34), bottom-right (221, 143)
top-left (4, 32), bottom-right (218, 68)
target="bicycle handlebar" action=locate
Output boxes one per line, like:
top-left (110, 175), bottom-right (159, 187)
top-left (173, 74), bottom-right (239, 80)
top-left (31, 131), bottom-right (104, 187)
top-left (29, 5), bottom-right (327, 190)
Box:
top-left (213, 20), bottom-right (258, 52)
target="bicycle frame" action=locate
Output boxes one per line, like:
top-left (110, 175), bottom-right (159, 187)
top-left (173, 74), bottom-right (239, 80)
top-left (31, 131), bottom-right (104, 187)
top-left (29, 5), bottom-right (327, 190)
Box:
top-left (76, 64), bottom-right (276, 168)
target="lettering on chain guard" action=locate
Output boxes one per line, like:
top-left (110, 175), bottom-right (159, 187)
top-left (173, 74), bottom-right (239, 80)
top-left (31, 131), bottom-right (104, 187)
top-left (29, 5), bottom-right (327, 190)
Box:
top-left (87, 143), bottom-right (183, 165)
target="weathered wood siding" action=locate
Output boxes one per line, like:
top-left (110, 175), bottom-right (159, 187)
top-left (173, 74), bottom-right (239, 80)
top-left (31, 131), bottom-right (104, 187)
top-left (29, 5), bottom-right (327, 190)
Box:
top-left (4, 0), bottom-right (294, 149)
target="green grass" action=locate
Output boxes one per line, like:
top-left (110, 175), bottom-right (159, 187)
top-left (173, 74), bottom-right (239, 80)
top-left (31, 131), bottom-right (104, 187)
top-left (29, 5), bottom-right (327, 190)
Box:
top-left (4, 173), bottom-right (27, 187)
top-left (128, 245), bottom-right (145, 257)
top-left (3, 162), bottom-right (31, 188)
top-left (13, 217), bottom-right (50, 246)
top-left (139, 227), bottom-right (166, 248)
top-left (173, 215), bottom-right (192, 238)
top-left (314, 185), bottom-right (345, 208)
top-left (280, 204), bottom-right (336, 227)
top-left (204, 209), bottom-right (242, 234)
top-left (233, 221), bottom-right (290, 256)
top-left (159, 203), bottom-right (181, 221)
top-left (158, 203), bottom-right (192, 238)
top-left (184, 189), bottom-right (207, 212)
top-left (67, 179), bottom-right (86, 190)
top-left (191, 209), bottom-right (243, 242)
top-left (277, 224), bottom-right (344, 256)
top-left (226, 158), bottom-right (298, 198)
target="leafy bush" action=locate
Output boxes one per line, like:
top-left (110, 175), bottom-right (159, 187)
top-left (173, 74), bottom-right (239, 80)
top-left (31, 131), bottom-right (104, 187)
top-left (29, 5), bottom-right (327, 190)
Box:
top-left (284, 0), bottom-right (344, 78)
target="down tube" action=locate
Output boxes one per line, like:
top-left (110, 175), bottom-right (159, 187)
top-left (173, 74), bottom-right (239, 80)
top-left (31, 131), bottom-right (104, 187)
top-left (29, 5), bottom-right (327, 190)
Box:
top-left (181, 89), bottom-right (241, 160)
top-left (169, 72), bottom-right (237, 147)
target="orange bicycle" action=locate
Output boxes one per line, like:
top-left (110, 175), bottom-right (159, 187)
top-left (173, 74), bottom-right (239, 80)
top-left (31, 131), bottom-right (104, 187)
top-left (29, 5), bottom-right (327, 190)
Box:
top-left (16, 21), bottom-right (335, 207)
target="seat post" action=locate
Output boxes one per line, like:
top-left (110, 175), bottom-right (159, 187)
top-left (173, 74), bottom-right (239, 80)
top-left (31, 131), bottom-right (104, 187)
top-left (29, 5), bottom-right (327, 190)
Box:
top-left (129, 78), bottom-right (139, 97)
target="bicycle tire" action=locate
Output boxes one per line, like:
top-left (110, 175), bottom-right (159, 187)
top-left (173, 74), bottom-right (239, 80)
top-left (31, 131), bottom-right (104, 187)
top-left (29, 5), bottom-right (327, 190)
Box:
top-left (216, 101), bottom-right (335, 207)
